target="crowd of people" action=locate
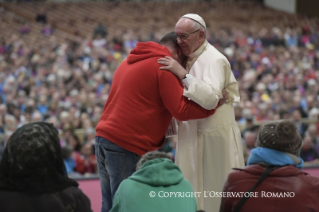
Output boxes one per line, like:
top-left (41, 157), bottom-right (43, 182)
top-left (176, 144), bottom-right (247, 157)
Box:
top-left (0, 1), bottom-right (319, 176)
top-left (1, 118), bottom-right (318, 212)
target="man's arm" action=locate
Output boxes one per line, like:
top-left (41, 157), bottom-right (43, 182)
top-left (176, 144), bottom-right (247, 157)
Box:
top-left (158, 56), bottom-right (239, 110)
top-left (158, 69), bottom-right (219, 121)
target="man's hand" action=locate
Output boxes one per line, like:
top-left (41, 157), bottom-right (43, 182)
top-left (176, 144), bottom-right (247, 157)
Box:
top-left (158, 56), bottom-right (188, 80)
top-left (219, 88), bottom-right (228, 105)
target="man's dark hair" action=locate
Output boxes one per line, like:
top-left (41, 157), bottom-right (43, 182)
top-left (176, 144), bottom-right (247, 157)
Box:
top-left (159, 32), bottom-right (178, 49)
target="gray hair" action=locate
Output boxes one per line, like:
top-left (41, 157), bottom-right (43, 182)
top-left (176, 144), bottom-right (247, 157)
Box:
top-left (190, 19), bottom-right (206, 38)
top-left (136, 151), bottom-right (171, 171)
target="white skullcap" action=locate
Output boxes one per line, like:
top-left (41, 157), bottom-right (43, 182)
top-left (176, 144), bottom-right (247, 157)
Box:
top-left (181, 14), bottom-right (206, 29)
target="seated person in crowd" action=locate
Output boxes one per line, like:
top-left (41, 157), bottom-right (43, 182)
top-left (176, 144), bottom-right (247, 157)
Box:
top-left (243, 131), bottom-right (257, 155)
top-left (76, 142), bottom-right (97, 175)
top-left (0, 122), bottom-right (92, 212)
top-left (220, 120), bottom-right (319, 212)
top-left (300, 135), bottom-right (319, 167)
top-left (62, 145), bottom-right (77, 175)
top-left (110, 151), bottom-right (197, 212)
top-left (35, 9), bottom-right (47, 24)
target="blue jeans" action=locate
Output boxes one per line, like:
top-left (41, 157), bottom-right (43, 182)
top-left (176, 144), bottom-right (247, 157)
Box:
top-left (95, 136), bottom-right (141, 212)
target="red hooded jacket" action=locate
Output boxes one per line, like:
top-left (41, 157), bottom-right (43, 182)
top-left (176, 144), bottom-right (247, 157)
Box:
top-left (95, 42), bottom-right (218, 156)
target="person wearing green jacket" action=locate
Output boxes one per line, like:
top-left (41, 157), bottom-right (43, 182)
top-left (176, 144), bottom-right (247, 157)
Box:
top-left (110, 152), bottom-right (197, 212)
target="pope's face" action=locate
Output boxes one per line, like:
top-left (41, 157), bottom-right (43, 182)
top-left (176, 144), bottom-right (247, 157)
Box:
top-left (175, 18), bottom-right (204, 56)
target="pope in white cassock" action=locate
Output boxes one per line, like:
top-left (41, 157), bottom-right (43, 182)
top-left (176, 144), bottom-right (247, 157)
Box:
top-left (158, 14), bottom-right (245, 211)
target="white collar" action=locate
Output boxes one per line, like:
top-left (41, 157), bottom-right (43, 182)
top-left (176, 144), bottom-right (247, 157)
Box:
top-left (188, 40), bottom-right (208, 59)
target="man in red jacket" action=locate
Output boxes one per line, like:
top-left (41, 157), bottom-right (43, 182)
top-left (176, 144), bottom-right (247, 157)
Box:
top-left (95, 32), bottom-right (223, 212)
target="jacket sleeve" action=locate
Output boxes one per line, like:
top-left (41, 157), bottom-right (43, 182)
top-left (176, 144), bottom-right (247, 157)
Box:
top-left (76, 188), bottom-right (93, 212)
top-left (158, 69), bottom-right (219, 121)
top-left (183, 58), bottom-right (240, 110)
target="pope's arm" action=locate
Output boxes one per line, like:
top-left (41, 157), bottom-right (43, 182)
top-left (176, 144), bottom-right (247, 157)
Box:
top-left (183, 58), bottom-right (239, 110)
top-left (158, 67), bottom-right (220, 121)
top-left (158, 57), bottom-right (239, 110)
top-left (158, 56), bottom-right (239, 110)
top-left (182, 74), bottom-right (222, 110)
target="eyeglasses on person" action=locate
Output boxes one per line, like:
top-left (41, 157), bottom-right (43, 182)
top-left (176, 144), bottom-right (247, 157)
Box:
top-left (175, 29), bottom-right (201, 40)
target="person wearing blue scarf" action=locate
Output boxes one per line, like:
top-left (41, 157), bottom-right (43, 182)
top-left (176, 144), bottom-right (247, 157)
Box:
top-left (247, 147), bottom-right (304, 169)
top-left (220, 120), bottom-right (319, 212)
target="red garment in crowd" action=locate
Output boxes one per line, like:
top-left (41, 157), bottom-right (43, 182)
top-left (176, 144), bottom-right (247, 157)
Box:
top-left (220, 164), bottom-right (319, 212)
top-left (74, 152), bottom-right (97, 174)
top-left (96, 41), bottom-right (218, 156)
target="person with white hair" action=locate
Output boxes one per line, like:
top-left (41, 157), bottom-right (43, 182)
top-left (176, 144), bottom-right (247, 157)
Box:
top-left (31, 111), bottom-right (43, 123)
top-left (158, 14), bottom-right (245, 211)
top-left (308, 107), bottom-right (319, 119)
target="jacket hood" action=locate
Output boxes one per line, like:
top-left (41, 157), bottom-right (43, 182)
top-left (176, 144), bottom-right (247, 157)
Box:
top-left (127, 42), bottom-right (171, 64)
top-left (129, 158), bottom-right (183, 186)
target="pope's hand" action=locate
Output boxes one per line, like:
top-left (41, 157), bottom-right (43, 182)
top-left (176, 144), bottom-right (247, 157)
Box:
top-left (158, 56), bottom-right (187, 80)
top-left (220, 88), bottom-right (228, 105)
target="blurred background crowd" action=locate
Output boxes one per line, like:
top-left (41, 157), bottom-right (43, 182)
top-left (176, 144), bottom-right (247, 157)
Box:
top-left (0, 0), bottom-right (319, 176)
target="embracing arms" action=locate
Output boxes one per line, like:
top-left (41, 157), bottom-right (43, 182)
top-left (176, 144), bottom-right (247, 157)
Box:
top-left (158, 56), bottom-right (235, 110)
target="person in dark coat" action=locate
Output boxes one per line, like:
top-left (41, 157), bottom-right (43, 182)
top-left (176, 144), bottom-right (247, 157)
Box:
top-left (220, 120), bottom-right (319, 212)
top-left (0, 122), bottom-right (92, 212)
top-left (35, 9), bottom-right (47, 24)
top-left (93, 22), bottom-right (107, 39)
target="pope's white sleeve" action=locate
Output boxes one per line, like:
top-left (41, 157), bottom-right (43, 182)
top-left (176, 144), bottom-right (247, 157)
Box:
top-left (182, 58), bottom-right (239, 110)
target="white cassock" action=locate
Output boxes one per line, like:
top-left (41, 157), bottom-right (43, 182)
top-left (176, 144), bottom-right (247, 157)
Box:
top-left (175, 40), bottom-right (245, 211)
